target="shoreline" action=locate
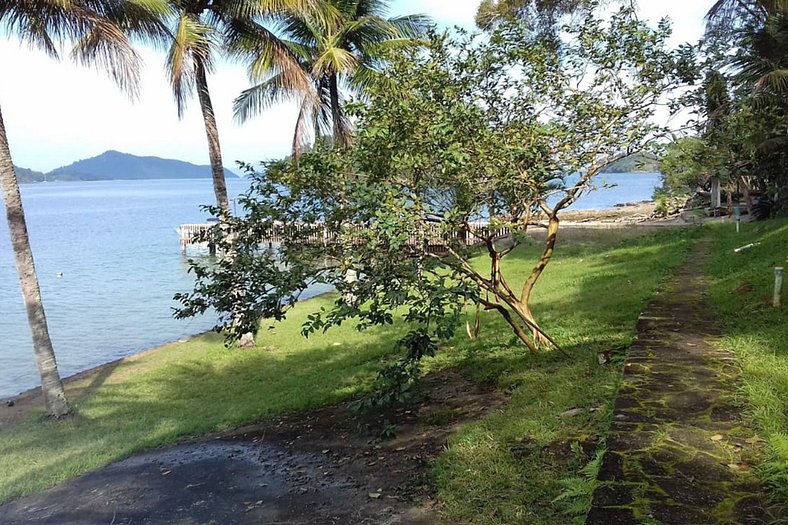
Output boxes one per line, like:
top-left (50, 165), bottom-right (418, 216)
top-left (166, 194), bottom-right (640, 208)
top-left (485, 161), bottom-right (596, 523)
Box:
top-left (0, 201), bottom-right (672, 417)
top-left (0, 330), bottom-right (213, 428)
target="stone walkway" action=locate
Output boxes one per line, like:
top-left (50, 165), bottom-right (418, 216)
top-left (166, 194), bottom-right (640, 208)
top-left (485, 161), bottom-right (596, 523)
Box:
top-left (586, 238), bottom-right (780, 525)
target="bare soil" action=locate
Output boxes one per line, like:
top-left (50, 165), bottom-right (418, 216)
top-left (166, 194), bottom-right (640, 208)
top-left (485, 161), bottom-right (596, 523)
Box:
top-left (0, 370), bottom-right (505, 525)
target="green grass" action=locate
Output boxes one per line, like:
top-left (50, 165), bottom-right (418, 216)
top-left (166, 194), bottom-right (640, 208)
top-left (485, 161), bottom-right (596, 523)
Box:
top-left (428, 227), bottom-right (697, 525)
top-left (0, 295), bottom-right (407, 503)
top-left (0, 226), bottom-right (696, 523)
top-left (705, 218), bottom-right (788, 508)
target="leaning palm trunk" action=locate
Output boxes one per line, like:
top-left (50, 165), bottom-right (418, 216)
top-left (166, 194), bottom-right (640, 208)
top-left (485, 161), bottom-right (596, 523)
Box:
top-left (0, 106), bottom-right (70, 417)
top-left (193, 62), bottom-right (254, 345)
top-left (194, 58), bottom-right (230, 212)
top-left (328, 73), bottom-right (349, 147)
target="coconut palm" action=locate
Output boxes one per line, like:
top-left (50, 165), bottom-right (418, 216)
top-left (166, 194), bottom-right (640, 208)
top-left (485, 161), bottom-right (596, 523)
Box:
top-left (163, 0), bottom-right (318, 211)
top-left (233, 0), bottom-right (429, 154)
top-left (705, 0), bottom-right (787, 31)
top-left (0, 0), bottom-right (167, 418)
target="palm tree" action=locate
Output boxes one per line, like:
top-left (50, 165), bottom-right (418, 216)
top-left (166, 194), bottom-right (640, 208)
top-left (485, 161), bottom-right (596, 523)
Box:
top-left (233, 0), bottom-right (429, 154)
top-left (0, 0), bottom-right (167, 418)
top-left (163, 0), bottom-right (317, 211)
top-left (706, 0), bottom-right (785, 31)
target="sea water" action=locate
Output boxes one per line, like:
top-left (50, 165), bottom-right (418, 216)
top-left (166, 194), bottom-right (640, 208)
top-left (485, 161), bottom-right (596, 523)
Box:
top-left (0, 172), bottom-right (661, 398)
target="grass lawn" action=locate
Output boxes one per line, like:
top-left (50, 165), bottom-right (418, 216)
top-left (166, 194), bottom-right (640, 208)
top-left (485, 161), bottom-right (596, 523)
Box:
top-left (0, 226), bottom-right (696, 523)
top-left (430, 227), bottom-right (696, 524)
top-left (705, 218), bottom-right (788, 508)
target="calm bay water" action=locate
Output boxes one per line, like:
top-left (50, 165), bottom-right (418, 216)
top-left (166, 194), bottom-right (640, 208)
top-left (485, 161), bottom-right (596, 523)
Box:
top-left (0, 172), bottom-right (660, 398)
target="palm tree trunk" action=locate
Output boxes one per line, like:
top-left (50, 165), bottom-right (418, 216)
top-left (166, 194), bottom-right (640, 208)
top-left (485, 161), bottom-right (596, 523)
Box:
top-left (329, 73), bottom-right (346, 146)
top-left (194, 58), bottom-right (230, 212)
top-left (0, 105), bottom-right (70, 418)
top-left (193, 60), bottom-right (254, 345)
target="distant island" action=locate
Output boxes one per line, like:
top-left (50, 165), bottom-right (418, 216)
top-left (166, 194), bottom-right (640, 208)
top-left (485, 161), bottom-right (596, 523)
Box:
top-left (601, 153), bottom-right (660, 173)
top-left (16, 150), bottom-right (239, 183)
top-left (14, 166), bottom-right (47, 183)
top-left (15, 150), bottom-right (656, 183)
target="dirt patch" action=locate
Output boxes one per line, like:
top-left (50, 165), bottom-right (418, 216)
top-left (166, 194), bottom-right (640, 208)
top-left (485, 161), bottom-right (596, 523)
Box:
top-left (0, 369), bottom-right (505, 525)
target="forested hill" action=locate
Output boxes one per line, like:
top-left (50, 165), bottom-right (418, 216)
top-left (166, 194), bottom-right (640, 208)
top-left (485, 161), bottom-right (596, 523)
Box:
top-left (18, 150), bottom-right (238, 183)
top-left (601, 153), bottom-right (660, 173)
top-left (14, 166), bottom-right (47, 183)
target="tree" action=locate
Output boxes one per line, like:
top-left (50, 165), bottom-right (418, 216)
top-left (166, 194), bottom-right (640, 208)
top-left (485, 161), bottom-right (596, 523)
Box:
top-left (475, 0), bottom-right (597, 32)
top-left (176, 7), bottom-right (692, 393)
top-left (163, 0), bottom-right (318, 210)
top-left (705, 0), bottom-right (788, 33)
top-left (233, 0), bottom-right (429, 153)
top-left (0, 0), bottom-right (167, 418)
top-left (696, 0), bottom-right (788, 213)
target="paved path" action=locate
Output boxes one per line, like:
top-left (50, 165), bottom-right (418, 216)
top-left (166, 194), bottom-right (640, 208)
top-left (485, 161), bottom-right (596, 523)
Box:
top-left (586, 238), bottom-right (780, 525)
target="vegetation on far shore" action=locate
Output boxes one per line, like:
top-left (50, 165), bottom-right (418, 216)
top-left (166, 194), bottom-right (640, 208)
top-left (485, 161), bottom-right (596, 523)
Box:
top-left (0, 227), bottom-right (694, 523)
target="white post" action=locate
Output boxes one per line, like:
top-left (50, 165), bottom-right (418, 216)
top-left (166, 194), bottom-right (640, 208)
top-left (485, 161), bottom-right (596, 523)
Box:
top-left (711, 176), bottom-right (721, 210)
top-left (344, 268), bottom-right (358, 306)
top-left (734, 205), bottom-right (741, 233)
top-left (774, 267), bottom-right (784, 308)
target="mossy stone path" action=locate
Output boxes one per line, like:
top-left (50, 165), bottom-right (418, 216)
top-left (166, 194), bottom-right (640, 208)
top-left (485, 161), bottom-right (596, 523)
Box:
top-left (586, 237), bottom-right (779, 525)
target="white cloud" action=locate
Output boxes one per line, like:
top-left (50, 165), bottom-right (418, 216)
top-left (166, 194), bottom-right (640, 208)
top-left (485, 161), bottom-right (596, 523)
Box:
top-left (0, 0), bottom-right (707, 172)
top-left (0, 42), bottom-right (299, 172)
top-left (636, 2), bottom-right (707, 48)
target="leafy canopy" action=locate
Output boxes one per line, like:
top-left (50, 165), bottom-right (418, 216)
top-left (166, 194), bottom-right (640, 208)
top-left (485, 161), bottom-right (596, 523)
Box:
top-left (176, 6), bottom-right (693, 398)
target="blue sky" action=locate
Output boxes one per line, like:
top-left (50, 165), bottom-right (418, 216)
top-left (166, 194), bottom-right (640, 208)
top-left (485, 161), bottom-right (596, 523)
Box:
top-left (0, 1), bottom-right (705, 172)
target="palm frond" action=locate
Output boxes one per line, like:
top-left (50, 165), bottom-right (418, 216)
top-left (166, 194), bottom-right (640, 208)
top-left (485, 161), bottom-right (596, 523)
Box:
top-left (755, 68), bottom-right (788, 91)
top-left (349, 0), bottom-right (389, 19)
top-left (0, 0), bottom-right (170, 97)
top-left (338, 16), bottom-right (397, 50)
top-left (233, 70), bottom-right (315, 122)
top-left (70, 13), bottom-right (142, 99)
top-left (312, 46), bottom-right (359, 75)
top-left (166, 12), bottom-right (213, 117)
top-left (387, 14), bottom-right (432, 38)
top-left (292, 94), bottom-right (316, 158)
top-left (706, 0), bottom-right (770, 33)
top-left (231, 0), bottom-right (425, 150)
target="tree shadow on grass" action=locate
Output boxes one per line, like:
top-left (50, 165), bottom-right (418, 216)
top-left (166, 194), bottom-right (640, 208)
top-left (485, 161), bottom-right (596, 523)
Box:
top-left (0, 321), bottom-right (407, 504)
top-left (0, 227), bottom-right (695, 511)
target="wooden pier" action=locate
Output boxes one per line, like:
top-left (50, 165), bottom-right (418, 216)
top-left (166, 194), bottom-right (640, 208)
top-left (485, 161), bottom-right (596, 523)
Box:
top-left (178, 224), bottom-right (216, 254)
top-left (177, 221), bottom-right (511, 255)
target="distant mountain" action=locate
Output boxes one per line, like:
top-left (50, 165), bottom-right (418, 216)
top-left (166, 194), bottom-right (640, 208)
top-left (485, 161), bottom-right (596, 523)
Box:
top-left (39, 150), bottom-right (237, 182)
top-left (13, 165), bottom-right (47, 183)
top-left (602, 153), bottom-right (660, 173)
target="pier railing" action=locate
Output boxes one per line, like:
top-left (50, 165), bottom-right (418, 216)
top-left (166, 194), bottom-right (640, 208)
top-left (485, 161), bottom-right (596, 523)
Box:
top-left (177, 221), bottom-right (510, 255)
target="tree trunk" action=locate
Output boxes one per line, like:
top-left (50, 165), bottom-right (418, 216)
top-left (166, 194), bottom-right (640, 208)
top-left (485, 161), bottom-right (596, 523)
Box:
top-left (329, 73), bottom-right (347, 147)
top-left (194, 59), bottom-right (229, 212)
top-left (488, 301), bottom-right (538, 353)
top-left (194, 61), bottom-right (253, 345)
top-left (519, 215), bottom-right (560, 344)
top-left (0, 105), bottom-right (70, 418)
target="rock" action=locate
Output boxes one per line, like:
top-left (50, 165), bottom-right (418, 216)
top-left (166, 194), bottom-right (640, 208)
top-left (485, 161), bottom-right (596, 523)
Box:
top-left (560, 408), bottom-right (585, 418)
top-left (239, 332), bottom-right (256, 348)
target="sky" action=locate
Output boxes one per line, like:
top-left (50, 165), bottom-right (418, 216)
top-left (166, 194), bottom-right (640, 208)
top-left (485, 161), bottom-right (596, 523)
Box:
top-left (0, 1), bottom-right (707, 173)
